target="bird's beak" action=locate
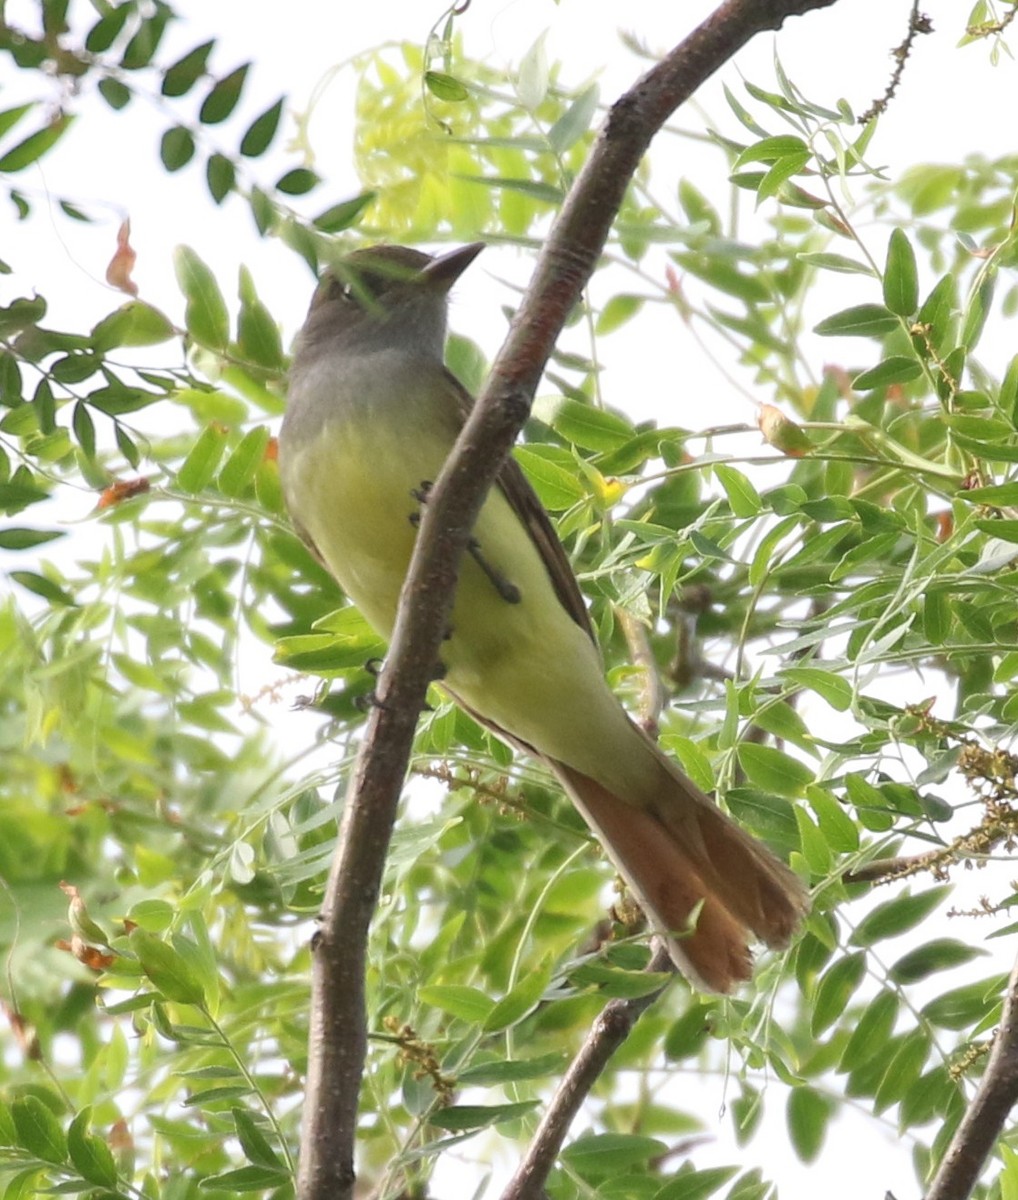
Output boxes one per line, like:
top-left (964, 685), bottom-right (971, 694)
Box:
top-left (421, 242), bottom-right (485, 291)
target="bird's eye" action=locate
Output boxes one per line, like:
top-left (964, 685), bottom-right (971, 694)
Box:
top-left (327, 277), bottom-right (354, 302)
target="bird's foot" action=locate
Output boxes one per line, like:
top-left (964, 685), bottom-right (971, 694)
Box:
top-left (354, 690), bottom-right (390, 713)
top-left (467, 537), bottom-right (521, 604)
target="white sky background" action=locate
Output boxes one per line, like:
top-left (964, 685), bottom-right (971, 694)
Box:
top-left (4, 1), bottom-right (1018, 1197)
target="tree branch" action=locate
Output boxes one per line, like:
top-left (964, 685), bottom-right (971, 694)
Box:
top-left (616, 606), bottom-right (668, 734)
top-left (924, 950), bottom-right (1018, 1200)
top-left (501, 945), bottom-right (675, 1200)
top-left (297, 2), bottom-right (842, 1196)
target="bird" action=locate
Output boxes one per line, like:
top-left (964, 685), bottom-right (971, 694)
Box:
top-left (278, 241), bottom-right (808, 992)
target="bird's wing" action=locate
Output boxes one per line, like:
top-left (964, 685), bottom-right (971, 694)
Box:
top-left (443, 368), bottom-right (596, 645)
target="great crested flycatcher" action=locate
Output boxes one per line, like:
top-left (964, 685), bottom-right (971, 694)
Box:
top-left (279, 242), bottom-right (807, 993)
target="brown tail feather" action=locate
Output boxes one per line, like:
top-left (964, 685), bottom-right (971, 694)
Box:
top-left (552, 752), bottom-right (807, 994)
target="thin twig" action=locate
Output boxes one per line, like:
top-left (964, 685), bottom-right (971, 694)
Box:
top-left (297, 2), bottom-right (841, 1197)
top-left (858, 3), bottom-right (933, 124)
top-left (924, 949), bottom-right (1018, 1200)
top-left (616, 606), bottom-right (667, 734)
top-left (501, 945), bottom-right (675, 1200)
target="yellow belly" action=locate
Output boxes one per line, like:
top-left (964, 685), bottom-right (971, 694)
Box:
top-left (279, 389), bottom-right (655, 798)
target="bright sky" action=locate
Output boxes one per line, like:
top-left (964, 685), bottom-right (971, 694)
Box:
top-left (4, 1), bottom-right (1018, 1197)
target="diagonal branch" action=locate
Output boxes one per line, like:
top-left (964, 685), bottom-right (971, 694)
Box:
top-left (924, 950), bottom-right (1018, 1200)
top-left (296, 2), bottom-right (842, 1197)
top-left (501, 944), bottom-right (675, 1200)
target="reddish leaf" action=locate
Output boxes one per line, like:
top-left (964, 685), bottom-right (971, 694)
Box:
top-left (106, 218), bottom-right (138, 296)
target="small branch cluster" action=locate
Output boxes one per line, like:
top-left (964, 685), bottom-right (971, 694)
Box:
top-left (414, 760), bottom-right (531, 820)
top-left (967, 2), bottom-right (1018, 39)
top-left (858, 3), bottom-right (934, 124)
top-left (380, 1018), bottom-right (456, 1104)
top-left (846, 727), bottom-right (1018, 886)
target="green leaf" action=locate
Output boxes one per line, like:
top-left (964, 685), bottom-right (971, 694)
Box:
top-left (428, 1101), bottom-right (538, 1131)
top-left (455, 173), bottom-right (563, 203)
top-left (756, 151), bottom-right (811, 203)
top-left (0, 295), bottom-right (46, 337)
top-left (547, 83), bottom-right (599, 154)
top-left (797, 251), bottom-right (875, 275)
top-left (852, 356), bottom-right (922, 390)
top-left (98, 77), bottom-right (132, 110)
top-left (654, 1166), bottom-right (739, 1200)
top-left (231, 1107), bottom-right (283, 1169)
top-left (1000, 353), bottom-right (1018, 427)
top-left (665, 736), bottom-right (715, 793)
top-left (839, 991), bottom-right (898, 1072)
top-left (732, 134), bottom-right (809, 167)
top-left (0, 103), bottom-right (33, 141)
top-left (236, 284), bottom-right (283, 370)
top-left (129, 928), bottom-right (207, 1005)
top-left (514, 445), bottom-right (585, 509)
top-left (72, 400), bottom-right (96, 459)
top-left (199, 64), bottom-right (250, 124)
top-left (814, 304), bottom-right (899, 338)
top-left (161, 40), bottom-right (215, 97)
top-left (11, 571), bottom-right (76, 606)
top-left (811, 951), bottom-right (866, 1036)
top-left (85, 5), bottom-right (131, 52)
top-left (206, 152), bottom-right (236, 204)
top-left (458, 1053), bottom-right (566, 1086)
top-left (0, 480), bottom-right (51, 516)
top-left (883, 228), bottom-right (919, 316)
top-left (961, 273), bottom-right (996, 351)
top-left (0, 527), bottom-right (63, 550)
top-left (568, 961), bottom-right (671, 999)
top-left (851, 885), bottom-right (950, 947)
top-left (780, 666), bottom-right (852, 711)
top-left (116, 422), bottom-right (140, 468)
top-left (11, 1095), bottom-right (66, 1164)
top-left (714, 464), bottom-right (761, 517)
top-left (275, 629), bottom-right (385, 673)
top-left (92, 301), bottom-right (175, 351)
top-left (1002, 1145), bottom-right (1018, 1200)
top-left (483, 962), bottom-right (551, 1032)
top-left (174, 245), bottom-right (229, 351)
top-left (794, 805), bottom-right (830, 874)
top-left (736, 743), bottom-right (813, 797)
top-left (0, 115), bottom-right (74, 172)
top-left (962, 482), bottom-right (1018, 507)
top-left (276, 167), bottom-right (320, 195)
top-left (874, 1028), bottom-right (928, 1110)
top-left (664, 1001), bottom-right (716, 1059)
top-left (177, 423), bottom-right (229, 493)
top-left (67, 1109), bottom-right (118, 1187)
top-left (551, 398), bottom-right (633, 451)
top-left (417, 985), bottom-right (494, 1024)
top-left (595, 293), bottom-right (644, 336)
top-left (805, 785), bottom-right (859, 852)
top-left (240, 97), bottom-right (284, 157)
top-left (916, 273), bottom-right (957, 352)
top-left (219, 426), bottom-right (270, 497)
top-left (424, 71), bottom-right (469, 102)
top-left (249, 185), bottom-right (276, 236)
top-left (121, 7), bottom-right (170, 69)
top-left (160, 125), bottom-right (196, 171)
top-left (561, 1132), bottom-right (666, 1175)
top-left (787, 1086), bottom-right (832, 1163)
top-left (889, 938), bottom-right (986, 985)
top-left (517, 30), bottom-right (549, 109)
top-left (922, 975), bottom-right (1005, 1030)
top-left (312, 191), bottom-right (375, 233)
top-left (199, 1165), bottom-right (290, 1190)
